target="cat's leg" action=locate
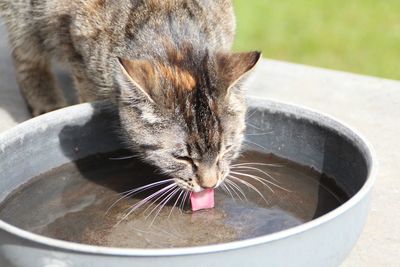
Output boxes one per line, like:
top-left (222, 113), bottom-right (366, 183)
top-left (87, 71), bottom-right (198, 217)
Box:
top-left (12, 44), bottom-right (67, 116)
top-left (70, 63), bottom-right (99, 103)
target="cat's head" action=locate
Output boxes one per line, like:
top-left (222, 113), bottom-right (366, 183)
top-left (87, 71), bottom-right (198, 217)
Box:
top-left (115, 49), bottom-right (261, 192)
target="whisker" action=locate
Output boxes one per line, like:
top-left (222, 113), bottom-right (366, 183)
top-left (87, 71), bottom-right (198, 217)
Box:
top-left (116, 183), bottom-right (176, 225)
top-left (230, 172), bottom-right (275, 193)
top-left (184, 191), bottom-right (190, 206)
top-left (245, 110), bottom-right (257, 121)
top-left (149, 188), bottom-right (180, 227)
top-left (246, 122), bottom-right (263, 130)
top-left (245, 131), bottom-right (273, 136)
top-left (230, 171), bottom-right (274, 192)
top-left (180, 191), bottom-right (189, 211)
top-left (228, 175), bottom-right (269, 204)
top-left (243, 140), bottom-right (269, 151)
top-left (224, 180), bottom-right (244, 201)
top-left (225, 179), bottom-right (248, 201)
top-left (106, 179), bottom-right (174, 214)
top-left (145, 187), bottom-right (179, 218)
top-left (117, 179), bottom-right (175, 196)
top-left (230, 171), bottom-right (290, 192)
top-left (143, 185), bottom-right (178, 216)
top-left (168, 189), bottom-right (184, 218)
top-left (231, 162), bottom-right (283, 168)
top-left (221, 183), bottom-right (235, 200)
top-left (231, 166), bottom-right (281, 182)
top-left (219, 183), bottom-right (230, 195)
top-left (109, 155), bottom-right (136, 160)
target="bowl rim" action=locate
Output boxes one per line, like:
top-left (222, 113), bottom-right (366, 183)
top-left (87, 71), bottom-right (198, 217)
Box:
top-left (0, 97), bottom-right (377, 256)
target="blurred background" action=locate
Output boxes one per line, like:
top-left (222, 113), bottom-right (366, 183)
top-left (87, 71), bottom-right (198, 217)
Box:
top-left (233, 0), bottom-right (400, 80)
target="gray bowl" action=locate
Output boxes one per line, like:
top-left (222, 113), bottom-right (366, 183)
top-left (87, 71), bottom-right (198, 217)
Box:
top-left (0, 97), bottom-right (376, 267)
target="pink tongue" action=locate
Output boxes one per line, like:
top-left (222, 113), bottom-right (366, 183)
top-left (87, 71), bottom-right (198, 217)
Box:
top-left (190, 189), bottom-right (215, 211)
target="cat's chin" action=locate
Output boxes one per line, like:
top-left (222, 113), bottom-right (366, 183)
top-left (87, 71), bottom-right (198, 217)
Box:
top-left (184, 184), bottom-right (203, 193)
top-left (191, 187), bottom-right (205, 193)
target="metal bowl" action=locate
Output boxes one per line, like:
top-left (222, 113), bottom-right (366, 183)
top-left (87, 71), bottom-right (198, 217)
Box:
top-left (0, 97), bottom-right (376, 267)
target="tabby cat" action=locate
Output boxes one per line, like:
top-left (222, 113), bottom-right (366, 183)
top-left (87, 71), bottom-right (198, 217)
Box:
top-left (0, 0), bottom-right (261, 192)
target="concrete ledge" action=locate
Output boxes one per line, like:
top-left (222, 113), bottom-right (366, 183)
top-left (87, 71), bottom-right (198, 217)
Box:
top-left (1, 22), bottom-right (399, 266)
top-left (248, 60), bottom-right (400, 267)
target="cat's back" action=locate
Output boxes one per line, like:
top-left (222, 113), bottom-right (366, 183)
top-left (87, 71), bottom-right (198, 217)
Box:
top-left (69, 0), bottom-right (236, 53)
top-left (1, 0), bottom-right (235, 57)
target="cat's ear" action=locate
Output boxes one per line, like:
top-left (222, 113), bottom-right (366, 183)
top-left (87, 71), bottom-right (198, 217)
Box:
top-left (216, 51), bottom-right (261, 95)
top-left (117, 58), bottom-right (157, 103)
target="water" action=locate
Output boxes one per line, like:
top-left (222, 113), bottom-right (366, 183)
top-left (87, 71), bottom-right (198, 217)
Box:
top-left (0, 150), bottom-right (348, 248)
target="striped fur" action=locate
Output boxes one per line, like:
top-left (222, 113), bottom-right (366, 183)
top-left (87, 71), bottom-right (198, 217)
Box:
top-left (0, 0), bottom-right (261, 191)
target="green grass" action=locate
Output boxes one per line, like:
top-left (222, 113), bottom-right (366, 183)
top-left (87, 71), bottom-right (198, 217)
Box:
top-left (233, 0), bottom-right (400, 80)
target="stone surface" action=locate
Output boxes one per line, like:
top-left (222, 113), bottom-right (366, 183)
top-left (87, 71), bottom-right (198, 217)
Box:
top-left (247, 60), bottom-right (400, 267)
top-left (0, 21), bottom-right (399, 266)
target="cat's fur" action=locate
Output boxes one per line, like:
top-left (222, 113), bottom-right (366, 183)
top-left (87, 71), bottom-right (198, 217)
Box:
top-left (0, 0), bottom-right (261, 191)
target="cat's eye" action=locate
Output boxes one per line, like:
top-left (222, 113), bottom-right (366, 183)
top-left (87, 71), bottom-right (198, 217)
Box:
top-left (174, 155), bottom-right (197, 167)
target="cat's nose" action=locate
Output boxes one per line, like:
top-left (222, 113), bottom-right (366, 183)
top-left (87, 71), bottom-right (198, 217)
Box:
top-left (197, 165), bottom-right (218, 189)
top-left (199, 176), bottom-right (217, 189)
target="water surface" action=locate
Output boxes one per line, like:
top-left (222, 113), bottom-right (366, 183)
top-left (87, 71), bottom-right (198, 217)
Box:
top-left (0, 150), bottom-right (348, 248)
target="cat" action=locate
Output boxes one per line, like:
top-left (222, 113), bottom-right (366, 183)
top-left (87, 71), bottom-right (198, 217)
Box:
top-left (0, 0), bottom-right (261, 192)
